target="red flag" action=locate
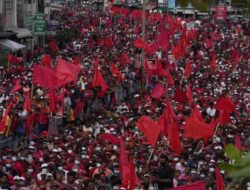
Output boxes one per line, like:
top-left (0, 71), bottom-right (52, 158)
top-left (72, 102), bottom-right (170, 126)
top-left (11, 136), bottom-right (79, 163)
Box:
top-left (145, 60), bottom-right (157, 77)
top-left (165, 98), bottom-right (177, 121)
top-left (120, 52), bottom-right (131, 66)
top-left (231, 49), bottom-right (240, 65)
top-left (128, 158), bottom-right (137, 190)
top-left (185, 117), bottom-right (215, 140)
top-left (168, 122), bottom-right (183, 155)
top-left (72, 57), bottom-right (81, 65)
top-left (191, 104), bottom-right (204, 122)
top-left (157, 100), bottom-right (176, 135)
top-left (215, 96), bottom-right (235, 113)
top-left (49, 90), bottom-right (58, 113)
top-left (74, 100), bottom-right (84, 118)
top-left (151, 83), bottom-right (166, 99)
top-left (33, 65), bottom-right (57, 89)
top-left (7, 53), bottom-right (13, 62)
top-left (104, 37), bottom-right (113, 48)
top-left (156, 59), bottom-right (165, 77)
top-left (146, 41), bottom-right (159, 56)
top-left (205, 38), bottom-right (213, 49)
top-left (169, 181), bottom-right (206, 190)
top-left (134, 38), bottom-right (149, 50)
top-left (218, 111), bottom-right (233, 125)
top-left (60, 89), bottom-right (66, 116)
top-left (210, 52), bottom-right (216, 70)
top-left (10, 79), bottom-right (22, 94)
top-left (165, 71), bottom-right (175, 86)
top-left (173, 86), bottom-right (188, 104)
top-left (56, 58), bottom-right (81, 87)
top-left (215, 168), bottom-right (225, 190)
top-left (157, 112), bottom-right (168, 133)
top-left (99, 133), bottom-right (121, 144)
top-left (41, 54), bottom-right (52, 66)
top-left (111, 63), bottom-right (121, 78)
top-left (7, 54), bottom-right (22, 64)
top-left (136, 116), bottom-right (161, 146)
top-left (235, 135), bottom-right (242, 151)
top-left (120, 140), bottom-right (129, 186)
top-left (23, 92), bottom-right (31, 112)
top-left (120, 140), bottom-right (129, 168)
top-left (92, 67), bottom-right (108, 92)
top-left (48, 41), bottom-right (58, 53)
top-left (185, 84), bottom-right (193, 104)
top-left (184, 60), bottom-right (191, 78)
top-left (157, 31), bottom-right (169, 52)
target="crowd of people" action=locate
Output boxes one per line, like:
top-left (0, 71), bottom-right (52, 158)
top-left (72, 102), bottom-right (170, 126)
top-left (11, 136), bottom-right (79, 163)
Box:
top-left (0, 2), bottom-right (249, 190)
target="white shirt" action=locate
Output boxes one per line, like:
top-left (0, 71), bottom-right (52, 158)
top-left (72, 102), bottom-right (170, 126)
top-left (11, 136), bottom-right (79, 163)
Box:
top-left (206, 107), bottom-right (216, 117)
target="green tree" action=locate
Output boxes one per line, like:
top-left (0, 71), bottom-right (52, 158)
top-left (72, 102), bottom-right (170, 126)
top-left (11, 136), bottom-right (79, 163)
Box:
top-left (219, 144), bottom-right (250, 189)
top-left (191, 0), bottom-right (209, 12)
top-left (177, 0), bottom-right (189, 8)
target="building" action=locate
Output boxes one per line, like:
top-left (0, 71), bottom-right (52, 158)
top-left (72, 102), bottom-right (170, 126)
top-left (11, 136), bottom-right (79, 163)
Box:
top-left (0, 0), bottom-right (51, 66)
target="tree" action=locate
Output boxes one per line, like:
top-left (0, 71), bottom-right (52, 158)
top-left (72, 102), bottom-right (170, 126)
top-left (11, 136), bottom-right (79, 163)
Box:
top-left (219, 144), bottom-right (250, 189)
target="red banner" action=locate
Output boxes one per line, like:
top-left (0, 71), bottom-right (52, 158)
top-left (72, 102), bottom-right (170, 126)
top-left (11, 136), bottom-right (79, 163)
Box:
top-left (215, 5), bottom-right (227, 20)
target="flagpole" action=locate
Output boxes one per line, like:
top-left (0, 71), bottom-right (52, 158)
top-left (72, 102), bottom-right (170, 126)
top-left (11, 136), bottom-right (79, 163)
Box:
top-left (213, 122), bottom-right (220, 139)
top-left (31, 83), bottom-right (34, 98)
top-left (147, 147), bottom-right (154, 165)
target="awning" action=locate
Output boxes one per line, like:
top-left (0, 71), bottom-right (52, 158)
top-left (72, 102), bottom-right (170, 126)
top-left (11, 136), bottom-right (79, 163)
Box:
top-left (6, 27), bottom-right (32, 38)
top-left (0, 39), bottom-right (26, 51)
top-left (145, 3), bottom-right (157, 10)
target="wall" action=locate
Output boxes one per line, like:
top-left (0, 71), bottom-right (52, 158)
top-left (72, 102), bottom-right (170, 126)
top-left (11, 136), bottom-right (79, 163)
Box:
top-left (5, 0), bottom-right (17, 28)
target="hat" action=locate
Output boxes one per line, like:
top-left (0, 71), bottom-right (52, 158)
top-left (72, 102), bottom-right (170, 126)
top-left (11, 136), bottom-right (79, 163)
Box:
top-left (14, 176), bottom-right (20, 181)
top-left (52, 149), bottom-right (59, 153)
top-left (41, 163), bottom-right (48, 168)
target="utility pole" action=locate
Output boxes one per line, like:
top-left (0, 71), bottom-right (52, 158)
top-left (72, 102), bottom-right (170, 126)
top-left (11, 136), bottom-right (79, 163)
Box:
top-left (141, 0), bottom-right (146, 90)
top-left (142, 0), bottom-right (146, 62)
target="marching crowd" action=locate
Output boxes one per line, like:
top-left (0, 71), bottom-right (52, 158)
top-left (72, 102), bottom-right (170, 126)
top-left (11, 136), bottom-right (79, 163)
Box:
top-left (0, 3), bottom-right (249, 190)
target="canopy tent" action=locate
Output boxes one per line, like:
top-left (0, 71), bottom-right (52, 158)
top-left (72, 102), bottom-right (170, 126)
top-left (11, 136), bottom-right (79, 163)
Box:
top-left (6, 27), bottom-right (32, 38)
top-left (0, 39), bottom-right (26, 51)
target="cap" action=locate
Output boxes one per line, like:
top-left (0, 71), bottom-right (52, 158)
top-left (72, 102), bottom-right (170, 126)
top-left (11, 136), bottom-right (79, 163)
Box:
top-left (14, 176), bottom-right (20, 180)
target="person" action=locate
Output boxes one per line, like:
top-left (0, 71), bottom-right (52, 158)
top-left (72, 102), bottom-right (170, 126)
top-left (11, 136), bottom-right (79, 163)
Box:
top-left (152, 154), bottom-right (175, 190)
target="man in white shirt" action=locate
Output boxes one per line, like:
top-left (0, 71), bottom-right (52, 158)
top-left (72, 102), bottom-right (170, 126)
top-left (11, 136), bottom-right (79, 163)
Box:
top-left (206, 102), bottom-right (216, 117)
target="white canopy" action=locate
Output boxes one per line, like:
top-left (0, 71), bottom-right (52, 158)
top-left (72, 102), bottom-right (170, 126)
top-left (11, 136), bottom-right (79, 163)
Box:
top-left (0, 39), bottom-right (26, 51)
top-left (6, 27), bottom-right (32, 38)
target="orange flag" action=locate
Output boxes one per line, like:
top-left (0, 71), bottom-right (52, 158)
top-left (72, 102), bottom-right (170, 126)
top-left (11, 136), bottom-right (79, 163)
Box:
top-left (0, 102), bottom-right (13, 134)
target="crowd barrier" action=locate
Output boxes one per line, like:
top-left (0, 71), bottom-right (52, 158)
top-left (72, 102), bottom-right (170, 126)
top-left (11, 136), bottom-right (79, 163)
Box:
top-left (48, 80), bottom-right (142, 133)
top-left (0, 137), bottom-right (15, 150)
